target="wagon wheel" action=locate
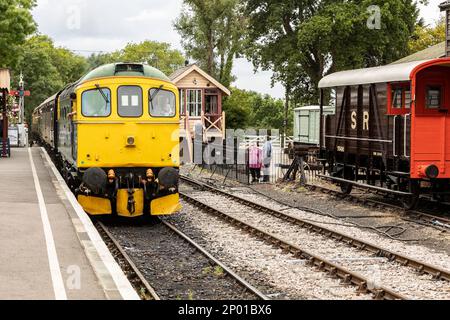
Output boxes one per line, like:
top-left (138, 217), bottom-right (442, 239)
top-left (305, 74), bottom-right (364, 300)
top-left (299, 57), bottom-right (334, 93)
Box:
top-left (401, 180), bottom-right (420, 210)
top-left (339, 168), bottom-right (354, 195)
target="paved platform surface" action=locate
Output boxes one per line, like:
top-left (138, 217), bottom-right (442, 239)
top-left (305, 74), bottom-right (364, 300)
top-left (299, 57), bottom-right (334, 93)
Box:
top-left (0, 148), bottom-right (139, 300)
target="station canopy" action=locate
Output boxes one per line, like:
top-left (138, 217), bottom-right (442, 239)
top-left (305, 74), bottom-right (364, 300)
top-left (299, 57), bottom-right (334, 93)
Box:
top-left (318, 59), bottom-right (431, 88)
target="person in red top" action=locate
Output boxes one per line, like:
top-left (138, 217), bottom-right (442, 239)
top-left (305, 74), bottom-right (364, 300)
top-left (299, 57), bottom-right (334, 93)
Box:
top-left (249, 142), bottom-right (263, 183)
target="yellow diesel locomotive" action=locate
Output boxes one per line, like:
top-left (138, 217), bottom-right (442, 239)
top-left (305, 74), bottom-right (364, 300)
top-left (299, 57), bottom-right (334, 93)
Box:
top-left (32, 63), bottom-right (181, 217)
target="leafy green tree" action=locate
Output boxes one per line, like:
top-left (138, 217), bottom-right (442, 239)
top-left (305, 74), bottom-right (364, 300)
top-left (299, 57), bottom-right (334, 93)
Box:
top-left (86, 52), bottom-right (117, 69)
top-left (13, 35), bottom-right (88, 123)
top-left (174, 0), bottom-right (246, 87)
top-left (244, 0), bottom-right (424, 105)
top-left (251, 94), bottom-right (293, 134)
top-left (49, 47), bottom-right (89, 84)
top-left (223, 87), bottom-right (291, 132)
top-left (409, 17), bottom-right (445, 53)
top-left (87, 41), bottom-right (185, 76)
top-left (222, 88), bottom-right (256, 129)
top-left (0, 0), bottom-right (36, 68)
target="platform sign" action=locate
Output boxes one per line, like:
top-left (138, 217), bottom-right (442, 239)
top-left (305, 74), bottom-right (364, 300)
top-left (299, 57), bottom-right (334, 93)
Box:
top-left (8, 127), bottom-right (18, 147)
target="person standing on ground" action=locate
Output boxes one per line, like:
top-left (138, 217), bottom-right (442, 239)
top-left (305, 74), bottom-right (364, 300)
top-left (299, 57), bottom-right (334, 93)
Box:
top-left (249, 142), bottom-right (262, 183)
top-left (262, 136), bottom-right (273, 182)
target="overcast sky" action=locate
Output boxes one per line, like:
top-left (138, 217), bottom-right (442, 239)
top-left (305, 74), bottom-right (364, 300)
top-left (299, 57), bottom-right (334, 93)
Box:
top-left (33, 0), bottom-right (444, 99)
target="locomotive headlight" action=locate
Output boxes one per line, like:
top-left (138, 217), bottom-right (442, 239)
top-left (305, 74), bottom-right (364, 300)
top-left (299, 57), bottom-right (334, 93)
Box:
top-left (127, 136), bottom-right (135, 146)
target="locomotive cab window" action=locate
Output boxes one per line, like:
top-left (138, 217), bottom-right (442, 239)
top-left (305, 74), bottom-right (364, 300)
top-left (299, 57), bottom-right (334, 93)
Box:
top-left (426, 86), bottom-right (442, 109)
top-left (118, 86), bottom-right (143, 117)
top-left (82, 88), bottom-right (111, 117)
top-left (149, 88), bottom-right (176, 117)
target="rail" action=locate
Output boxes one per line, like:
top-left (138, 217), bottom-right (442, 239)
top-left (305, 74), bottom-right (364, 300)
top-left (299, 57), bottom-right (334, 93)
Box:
top-left (180, 187), bottom-right (405, 300)
top-left (181, 175), bottom-right (450, 283)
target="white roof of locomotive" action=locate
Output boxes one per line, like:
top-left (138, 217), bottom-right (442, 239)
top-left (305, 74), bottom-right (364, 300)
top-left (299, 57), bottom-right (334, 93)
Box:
top-left (318, 59), bottom-right (431, 88)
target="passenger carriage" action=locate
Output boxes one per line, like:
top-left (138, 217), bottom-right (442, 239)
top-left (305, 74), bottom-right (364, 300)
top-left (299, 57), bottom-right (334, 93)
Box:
top-left (318, 58), bottom-right (450, 208)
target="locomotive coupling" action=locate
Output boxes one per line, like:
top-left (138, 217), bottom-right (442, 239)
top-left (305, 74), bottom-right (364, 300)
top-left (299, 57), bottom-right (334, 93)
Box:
top-left (107, 169), bottom-right (116, 183)
top-left (146, 169), bottom-right (155, 181)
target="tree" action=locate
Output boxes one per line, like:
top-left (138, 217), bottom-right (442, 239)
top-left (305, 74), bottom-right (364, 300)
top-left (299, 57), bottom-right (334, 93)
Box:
top-left (409, 17), bottom-right (445, 53)
top-left (174, 0), bottom-right (246, 87)
top-left (87, 40), bottom-right (185, 76)
top-left (13, 35), bottom-right (88, 123)
top-left (222, 88), bottom-right (256, 129)
top-left (223, 87), bottom-right (291, 132)
top-left (245, 0), bottom-right (423, 105)
top-left (0, 0), bottom-right (36, 68)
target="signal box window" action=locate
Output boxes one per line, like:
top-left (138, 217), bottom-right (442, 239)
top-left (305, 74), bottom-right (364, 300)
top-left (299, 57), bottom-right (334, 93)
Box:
top-left (187, 89), bottom-right (202, 117)
top-left (180, 90), bottom-right (186, 115)
top-left (426, 86), bottom-right (441, 109)
top-left (118, 86), bottom-right (143, 117)
top-left (82, 88), bottom-right (111, 117)
top-left (149, 88), bottom-right (176, 117)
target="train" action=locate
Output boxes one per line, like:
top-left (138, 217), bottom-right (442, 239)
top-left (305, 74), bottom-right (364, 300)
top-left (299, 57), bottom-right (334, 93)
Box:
top-left (32, 62), bottom-right (182, 217)
top-left (312, 57), bottom-right (450, 209)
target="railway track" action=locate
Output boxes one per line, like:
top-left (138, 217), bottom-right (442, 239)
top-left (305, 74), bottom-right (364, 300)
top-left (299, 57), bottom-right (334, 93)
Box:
top-left (180, 175), bottom-right (450, 299)
top-left (305, 183), bottom-right (450, 230)
top-left (95, 221), bottom-right (160, 300)
top-left (96, 219), bottom-right (268, 300)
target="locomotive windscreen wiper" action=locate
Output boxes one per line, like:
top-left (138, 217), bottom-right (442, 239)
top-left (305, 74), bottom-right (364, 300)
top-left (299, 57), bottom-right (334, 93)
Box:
top-left (95, 84), bottom-right (110, 104)
top-left (149, 85), bottom-right (164, 107)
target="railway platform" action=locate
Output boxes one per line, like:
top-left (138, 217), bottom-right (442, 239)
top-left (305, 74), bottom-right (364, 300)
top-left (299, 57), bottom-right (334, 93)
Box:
top-left (0, 147), bottom-right (139, 300)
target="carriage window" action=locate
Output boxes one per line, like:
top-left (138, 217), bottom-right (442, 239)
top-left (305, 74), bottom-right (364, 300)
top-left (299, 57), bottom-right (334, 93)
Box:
top-left (149, 88), bottom-right (176, 117)
top-left (118, 86), bottom-right (143, 117)
top-left (392, 88), bottom-right (403, 109)
top-left (405, 90), bottom-right (411, 109)
top-left (426, 86), bottom-right (441, 109)
top-left (81, 88), bottom-right (111, 117)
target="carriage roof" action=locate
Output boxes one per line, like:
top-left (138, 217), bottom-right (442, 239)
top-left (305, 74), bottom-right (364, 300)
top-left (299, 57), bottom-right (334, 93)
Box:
top-left (35, 93), bottom-right (58, 111)
top-left (318, 59), bottom-right (432, 88)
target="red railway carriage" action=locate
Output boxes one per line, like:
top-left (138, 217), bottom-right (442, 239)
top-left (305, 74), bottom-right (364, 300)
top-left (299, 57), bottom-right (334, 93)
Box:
top-left (318, 58), bottom-right (450, 208)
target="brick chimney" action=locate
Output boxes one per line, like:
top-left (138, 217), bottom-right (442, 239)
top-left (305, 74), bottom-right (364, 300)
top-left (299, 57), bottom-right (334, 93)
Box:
top-left (440, 1), bottom-right (450, 57)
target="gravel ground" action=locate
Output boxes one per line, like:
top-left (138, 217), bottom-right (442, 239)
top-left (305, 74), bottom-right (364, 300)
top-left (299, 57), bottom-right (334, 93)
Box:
top-left (103, 220), bottom-right (260, 300)
top-left (182, 165), bottom-right (450, 254)
top-left (165, 202), bottom-right (373, 300)
top-left (181, 187), bottom-right (450, 300)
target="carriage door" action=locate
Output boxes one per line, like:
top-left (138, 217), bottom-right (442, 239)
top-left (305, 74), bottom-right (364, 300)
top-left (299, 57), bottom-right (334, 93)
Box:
top-left (412, 69), bottom-right (450, 179)
top-left (389, 83), bottom-right (411, 159)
